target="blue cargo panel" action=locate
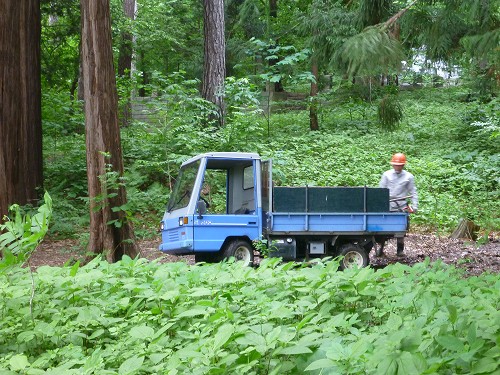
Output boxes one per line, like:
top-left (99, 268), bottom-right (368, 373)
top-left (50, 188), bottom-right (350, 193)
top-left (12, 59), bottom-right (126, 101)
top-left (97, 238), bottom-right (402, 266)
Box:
top-left (270, 212), bottom-right (407, 234)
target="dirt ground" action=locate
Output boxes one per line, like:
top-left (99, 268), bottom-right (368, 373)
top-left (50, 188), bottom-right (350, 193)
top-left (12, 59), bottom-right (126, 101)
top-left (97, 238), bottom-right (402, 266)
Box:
top-left (30, 233), bottom-right (500, 277)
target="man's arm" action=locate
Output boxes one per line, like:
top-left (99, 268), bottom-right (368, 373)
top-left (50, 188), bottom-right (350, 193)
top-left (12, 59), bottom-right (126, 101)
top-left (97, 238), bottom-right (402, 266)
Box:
top-left (409, 175), bottom-right (418, 210)
top-left (379, 172), bottom-right (388, 188)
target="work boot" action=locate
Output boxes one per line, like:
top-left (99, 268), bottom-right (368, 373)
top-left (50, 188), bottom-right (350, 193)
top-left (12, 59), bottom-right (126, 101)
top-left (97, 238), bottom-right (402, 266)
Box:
top-left (376, 242), bottom-right (385, 257)
top-left (396, 238), bottom-right (404, 257)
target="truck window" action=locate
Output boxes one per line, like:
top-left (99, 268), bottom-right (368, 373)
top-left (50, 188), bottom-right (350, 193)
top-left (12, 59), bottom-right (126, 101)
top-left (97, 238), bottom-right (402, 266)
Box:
top-left (243, 166), bottom-right (253, 190)
top-left (167, 160), bottom-right (200, 212)
top-left (201, 169), bottom-right (227, 214)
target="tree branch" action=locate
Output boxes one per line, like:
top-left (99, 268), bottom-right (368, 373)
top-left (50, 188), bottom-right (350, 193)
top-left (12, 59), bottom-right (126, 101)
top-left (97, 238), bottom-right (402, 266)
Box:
top-left (383, 0), bottom-right (419, 30)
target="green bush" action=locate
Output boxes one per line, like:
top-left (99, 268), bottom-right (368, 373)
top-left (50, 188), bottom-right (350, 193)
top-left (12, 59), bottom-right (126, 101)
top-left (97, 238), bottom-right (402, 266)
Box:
top-left (0, 258), bottom-right (498, 373)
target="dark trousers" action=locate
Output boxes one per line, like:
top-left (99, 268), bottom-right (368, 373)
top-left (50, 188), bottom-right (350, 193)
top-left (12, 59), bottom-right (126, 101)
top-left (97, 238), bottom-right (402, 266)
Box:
top-left (396, 237), bottom-right (404, 254)
top-left (377, 214), bottom-right (408, 256)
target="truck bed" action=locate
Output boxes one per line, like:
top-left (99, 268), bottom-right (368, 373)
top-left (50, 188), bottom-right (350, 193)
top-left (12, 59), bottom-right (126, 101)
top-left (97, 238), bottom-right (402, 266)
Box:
top-left (268, 186), bottom-right (407, 235)
top-left (267, 211), bottom-right (408, 235)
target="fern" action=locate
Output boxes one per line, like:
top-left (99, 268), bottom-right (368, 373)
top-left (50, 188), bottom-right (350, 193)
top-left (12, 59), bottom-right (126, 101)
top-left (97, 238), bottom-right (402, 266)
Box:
top-left (0, 192), bottom-right (53, 266)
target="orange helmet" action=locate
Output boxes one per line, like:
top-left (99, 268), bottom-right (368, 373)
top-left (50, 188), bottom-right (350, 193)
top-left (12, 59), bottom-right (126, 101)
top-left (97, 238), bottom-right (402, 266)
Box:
top-left (390, 153), bottom-right (407, 165)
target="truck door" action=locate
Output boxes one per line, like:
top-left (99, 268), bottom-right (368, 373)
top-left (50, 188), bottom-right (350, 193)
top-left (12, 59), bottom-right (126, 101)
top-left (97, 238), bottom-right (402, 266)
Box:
top-left (192, 160), bottom-right (260, 253)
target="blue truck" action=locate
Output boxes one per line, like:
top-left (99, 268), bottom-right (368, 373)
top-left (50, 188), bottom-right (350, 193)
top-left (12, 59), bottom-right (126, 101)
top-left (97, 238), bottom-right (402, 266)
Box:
top-left (159, 152), bottom-right (408, 269)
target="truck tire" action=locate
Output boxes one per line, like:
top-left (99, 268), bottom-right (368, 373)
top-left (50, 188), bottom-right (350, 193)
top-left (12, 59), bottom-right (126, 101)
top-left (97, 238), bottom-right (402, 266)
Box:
top-left (339, 243), bottom-right (369, 270)
top-left (222, 240), bottom-right (254, 266)
top-left (195, 252), bottom-right (220, 263)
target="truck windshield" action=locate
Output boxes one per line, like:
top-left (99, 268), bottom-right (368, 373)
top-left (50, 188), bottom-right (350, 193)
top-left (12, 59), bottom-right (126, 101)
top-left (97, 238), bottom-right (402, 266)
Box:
top-left (167, 160), bottom-right (200, 212)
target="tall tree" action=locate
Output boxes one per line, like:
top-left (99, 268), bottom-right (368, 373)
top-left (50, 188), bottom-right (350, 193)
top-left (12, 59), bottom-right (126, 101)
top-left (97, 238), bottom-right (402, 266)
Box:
top-left (80, 0), bottom-right (138, 262)
top-left (0, 1), bottom-right (43, 219)
top-left (117, 0), bottom-right (136, 126)
top-left (202, 0), bottom-right (226, 126)
top-left (298, 0), bottom-right (357, 130)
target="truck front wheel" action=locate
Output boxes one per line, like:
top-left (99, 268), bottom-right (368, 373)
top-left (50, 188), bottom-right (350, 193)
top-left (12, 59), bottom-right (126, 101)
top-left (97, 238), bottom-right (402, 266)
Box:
top-left (223, 240), bottom-right (254, 266)
top-left (339, 243), bottom-right (369, 270)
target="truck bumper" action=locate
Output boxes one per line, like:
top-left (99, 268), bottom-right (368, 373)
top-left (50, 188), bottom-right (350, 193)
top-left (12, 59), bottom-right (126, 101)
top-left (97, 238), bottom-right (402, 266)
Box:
top-left (159, 240), bottom-right (193, 254)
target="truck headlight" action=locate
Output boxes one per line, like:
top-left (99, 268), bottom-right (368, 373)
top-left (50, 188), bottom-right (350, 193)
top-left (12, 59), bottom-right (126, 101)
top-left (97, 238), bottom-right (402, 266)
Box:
top-left (160, 222), bottom-right (165, 231)
top-left (178, 217), bottom-right (188, 226)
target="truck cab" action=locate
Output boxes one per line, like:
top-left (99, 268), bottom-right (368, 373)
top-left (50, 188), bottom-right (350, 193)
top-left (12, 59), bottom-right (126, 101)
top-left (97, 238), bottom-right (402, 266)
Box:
top-left (159, 152), bottom-right (264, 264)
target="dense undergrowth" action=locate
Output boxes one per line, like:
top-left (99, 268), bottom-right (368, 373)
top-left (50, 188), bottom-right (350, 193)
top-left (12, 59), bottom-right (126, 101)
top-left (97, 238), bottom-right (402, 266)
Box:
top-left (1, 257), bottom-right (499, 374)
top-left (42, 85), bottom-right (499, 242)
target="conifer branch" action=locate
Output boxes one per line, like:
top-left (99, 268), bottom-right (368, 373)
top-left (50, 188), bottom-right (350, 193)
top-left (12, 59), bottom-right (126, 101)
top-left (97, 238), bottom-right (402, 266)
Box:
top-left (383, 0), bottom-right (419, 30)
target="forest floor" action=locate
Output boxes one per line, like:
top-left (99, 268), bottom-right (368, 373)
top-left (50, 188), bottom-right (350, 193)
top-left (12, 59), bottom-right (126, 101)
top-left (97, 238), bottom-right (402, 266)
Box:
top-left (30, 233), bottom-right (500, 277)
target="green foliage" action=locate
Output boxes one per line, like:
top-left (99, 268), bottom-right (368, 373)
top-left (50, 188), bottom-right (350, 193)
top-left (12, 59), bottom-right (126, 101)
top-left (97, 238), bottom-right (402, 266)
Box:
top-left (378, 93), bottom-right (403, 131)
top-left (42, 83), bottom-right (499, 236)
top-left (0, 192), bottom-right (53, 267)
top-left (0, 258), bottom-right (498, 373)
top-left (341, 26), bottom-right (404, 77)
top-left (42, 90), bottom-right (84, 136)
top-left (245, 39), bottom-right (313, 87)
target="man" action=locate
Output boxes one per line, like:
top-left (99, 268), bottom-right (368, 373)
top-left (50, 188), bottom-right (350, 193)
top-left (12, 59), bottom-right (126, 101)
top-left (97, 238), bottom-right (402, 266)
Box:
top-left (378, 153), bottom-right (418, 256)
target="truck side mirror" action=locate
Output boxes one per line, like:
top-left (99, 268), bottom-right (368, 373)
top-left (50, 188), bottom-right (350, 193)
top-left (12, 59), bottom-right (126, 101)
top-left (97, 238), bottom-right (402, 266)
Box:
top-left (196, 200), bottom-right (207, 218)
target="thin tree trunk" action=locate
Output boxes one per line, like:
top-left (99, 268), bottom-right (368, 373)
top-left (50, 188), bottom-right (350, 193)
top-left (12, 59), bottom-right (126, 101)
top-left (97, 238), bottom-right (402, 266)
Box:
top-left (268, 0), bottom-right (283, 93)
top-left (202, 0), bottom-right (226, 126)
top-left (118, 0), bottom-right (136, 127)
top-left (80, 0), bottom-right (138, 262)
top-left (0, 0), bottom-right (43, 219)
top-left (309, 58), bottom-right (319, 131)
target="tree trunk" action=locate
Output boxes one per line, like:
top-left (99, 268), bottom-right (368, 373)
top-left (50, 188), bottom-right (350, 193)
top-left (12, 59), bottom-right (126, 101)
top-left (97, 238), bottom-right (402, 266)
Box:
top-left (309, 58), bottom-right (319, 131)
top-left (118, 0), bottom-right (136, 127)
top-left (80, 0), bottom-right (138, 262)
top-left (202, 0), bottom-right (226, 126)
top-left (268, 0), bottom-right (283, 93)
top-left (450, 219), bottom-right (479, 241)
top-left (0, 0), bottom-right (43, 219)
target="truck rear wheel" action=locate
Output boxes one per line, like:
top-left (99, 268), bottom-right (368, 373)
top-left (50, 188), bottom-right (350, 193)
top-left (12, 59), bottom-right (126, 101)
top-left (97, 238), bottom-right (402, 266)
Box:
top-left (222, 240), bottom-right (254, 266)
top-left (339, 243), bottom-right (369, 270)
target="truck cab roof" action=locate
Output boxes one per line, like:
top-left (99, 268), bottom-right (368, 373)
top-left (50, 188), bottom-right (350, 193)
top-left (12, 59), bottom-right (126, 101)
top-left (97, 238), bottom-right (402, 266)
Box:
top-left (181, 152), bottom-right (261, 167)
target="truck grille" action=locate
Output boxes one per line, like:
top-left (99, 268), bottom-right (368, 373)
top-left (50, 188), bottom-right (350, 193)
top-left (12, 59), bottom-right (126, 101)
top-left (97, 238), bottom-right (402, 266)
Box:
top-left (168, 230), bottom-right (179, 242)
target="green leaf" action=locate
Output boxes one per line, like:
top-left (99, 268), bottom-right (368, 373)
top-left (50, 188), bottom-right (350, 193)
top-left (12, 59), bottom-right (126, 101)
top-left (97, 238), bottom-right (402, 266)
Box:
top-left (436, 335), bottom-right (465, 352)
top-left (279, 344), bottom-right (313, 355)
top-left (396, 352), bottom-right (427, 374)
top-left (304, 358), bottom-right (336, 371)
top-left (386, 313), bottom-right (403, 330)
top-left (9, 354), bottom-right (30, 371)
top-left (118, 356), bottom-right (144, 375)
top-left (471, 357), bottom-right (498, 374)
top-left (70, 260), bottom-right (80, 277)
top-left (129, 325), bottom-right (154, 340)
top-left (149, 353), bottom-right (168, 365)
top-left (269, 75), bottom-right (282, 83)
top-left (177, 308), bottom-right (208, 317)
top-left (189, 287), bottom-right (212, 297)
top-left (17, 330), bottom-right (35, 343)
top-left (89, 329), bottom-right (105, 340)
top-left (447, 304), bottom-right (458, 324)
top-left (377, 357), bottom-right (397, 375)
top-left (213, 323), bottom-right (234, 350)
